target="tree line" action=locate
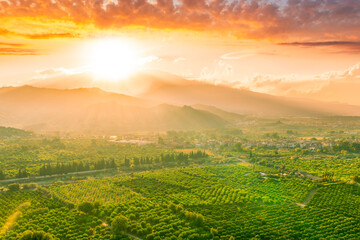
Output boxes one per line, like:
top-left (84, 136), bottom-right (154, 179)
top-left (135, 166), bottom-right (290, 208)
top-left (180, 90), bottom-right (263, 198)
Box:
top-left (39, 159), bottom-right (117, 176)
top-left (0, 159), bottom-right (117, 180)
top-left (124, 150), bottom-right (208, 167)
top-left (0, 150), bottom-right (208, 180)
top-left (331, 140), bottom-right (360, 153)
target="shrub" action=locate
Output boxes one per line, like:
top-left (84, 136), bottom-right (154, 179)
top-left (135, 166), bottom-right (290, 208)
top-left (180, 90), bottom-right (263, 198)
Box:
top-left (18, 230), bottom-right (54, 240)
top-left (8, 183), bottom-right (20, 191)
top-left (22, 183), bottom-right (38, 190)
top-left (78, 202), bottom-right (94, 214)
top-left (111, 215), bottom-right (128, 236)
top-left (353, 175), bottom-right (360, 183)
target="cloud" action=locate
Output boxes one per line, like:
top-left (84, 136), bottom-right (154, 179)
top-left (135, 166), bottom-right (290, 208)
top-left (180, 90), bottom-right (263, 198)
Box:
top-left (26, 33), bottom-right (78, 39)
top-left (240, 63), bottom-right (360, 105)
top-left (221, 51), bottom-right (255, 60)
top-left (173, 57), bottom-right (186, 63)
top-left (0, 0), bottom-right (359, 41)
top-left (279, 41), bottom-right (360, 53)
top-left (199, 60), bottom-right (233, 84)
top-left (279, 41), bottom-right (360, 47)
top-left (138, 55), bottom-right (161, 64)
top-left (244, 74), bottom-right (329, 95)
top-left (0, 47), bottom-right (39, 55)
top-left (0, 42), bottom-right (27, 47)
top-left (0, 41), bottom-right (40, 55)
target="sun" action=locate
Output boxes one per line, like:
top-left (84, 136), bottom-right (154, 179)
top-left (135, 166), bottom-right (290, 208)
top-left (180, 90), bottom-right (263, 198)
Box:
top-left (88, 39), bottom-right (140, 82)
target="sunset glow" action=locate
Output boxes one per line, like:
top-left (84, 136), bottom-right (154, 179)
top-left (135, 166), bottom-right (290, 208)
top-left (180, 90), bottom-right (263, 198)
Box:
top-left (0, 0), bottom-right (359, 105)
top-left (87, 39), bottom-right (140, 81)
top-left (1, 2), bottom-right (360, 239)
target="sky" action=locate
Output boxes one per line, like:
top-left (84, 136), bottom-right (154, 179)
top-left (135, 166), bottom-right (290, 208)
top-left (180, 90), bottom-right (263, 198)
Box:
top-left (0, 0), bottom-right (360, 104)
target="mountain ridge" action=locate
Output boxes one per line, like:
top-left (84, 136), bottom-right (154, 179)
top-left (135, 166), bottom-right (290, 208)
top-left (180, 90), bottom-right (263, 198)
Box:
top-left (28, 71), bottom-right (360, 117)
top-left (0, 85), bottom-right (228, 133)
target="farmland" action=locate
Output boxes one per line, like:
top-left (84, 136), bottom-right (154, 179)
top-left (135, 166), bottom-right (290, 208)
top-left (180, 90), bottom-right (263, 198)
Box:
top-left (0, 119), bottom-right (360, 239)
top-left (1, 162), bottom-right (360, 239)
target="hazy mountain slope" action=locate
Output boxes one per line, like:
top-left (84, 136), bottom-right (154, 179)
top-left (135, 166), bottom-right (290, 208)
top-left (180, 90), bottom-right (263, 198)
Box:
top-left (136, 72), bottom-right (360, 116)
top-left (151, 104), bottom-right (228, 130)
top-left (295, 80), bottom-right (360, 106)
top-left (192, 104), bottom-right (244, 122)
top-left (0, 86), bottom-right (227, 133)
top-left (29, 71), bottom-right (360, 116)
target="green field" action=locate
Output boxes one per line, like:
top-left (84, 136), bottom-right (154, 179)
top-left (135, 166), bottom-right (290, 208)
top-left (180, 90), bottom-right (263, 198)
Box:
top-left (1, 163), bottom-right (360, 239)
top-left (0, 120), bottom-right (360, 239)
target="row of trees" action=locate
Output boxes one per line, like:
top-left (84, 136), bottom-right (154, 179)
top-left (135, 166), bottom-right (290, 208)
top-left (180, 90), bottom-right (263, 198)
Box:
top-left (1, 159), bottom-right (118, 180)
top-left (124, 150), bottom-right (209, 167)
top-left (1, 151), bottom-right (208, 180)
top-left (39, 159), bottom-right (117, 176)
top-left (331, 140), bottom-right (360, 153)
top-left (0, 168), bottom-right (30, 180)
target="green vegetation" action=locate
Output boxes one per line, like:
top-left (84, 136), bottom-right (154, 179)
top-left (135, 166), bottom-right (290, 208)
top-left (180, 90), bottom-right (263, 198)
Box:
top-left (1, 164), bottom-right (360, 239)
top-left (18, 230), bottom-right (54, 240)
top-left (0, 127), bottom-right (33, 139)
top-left (0, 138), bottom-right (211, 179)
top-left (0, 117), bottom-right (360, 239)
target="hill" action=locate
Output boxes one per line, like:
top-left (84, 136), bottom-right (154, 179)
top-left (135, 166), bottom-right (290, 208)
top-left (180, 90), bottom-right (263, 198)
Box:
top-left (135, 72), bottom-right (360, 116)
top-left (192, 104), bottom-right (245, 122)
top-left (0, 126), bottom-right (33, 139)
top-left (30, 71), bottom-right (360, 116)
top-left (0, 86), bottom-right (227, 133)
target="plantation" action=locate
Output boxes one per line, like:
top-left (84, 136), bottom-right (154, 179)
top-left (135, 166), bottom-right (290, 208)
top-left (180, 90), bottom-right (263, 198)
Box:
top-left (0, 138), bottom-right (213, 180)
top-left (0, 138), bottom-right (166, 178)
top-left (246, 150), bottom-right (360, 181)
top-left (1, 163), bottom-right (359, 239)
top-left (0, 122), bottom-right (359, 239)
top-left (48, 178), bottom-right (142, 205)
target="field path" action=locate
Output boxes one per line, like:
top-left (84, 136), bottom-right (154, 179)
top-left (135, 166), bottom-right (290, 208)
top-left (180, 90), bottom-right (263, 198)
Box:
top-left (0, 202), bottom-right (30, 235)
top-left (296, 188), bottom-right (319, 208)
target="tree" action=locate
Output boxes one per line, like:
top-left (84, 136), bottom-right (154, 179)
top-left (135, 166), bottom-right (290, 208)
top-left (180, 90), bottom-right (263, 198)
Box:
top-left (210, 228), bottom-right (218, 236)
top-left (78, 202), bottom-right (94, 214)
top-left (158, 137), bottom-right (164, 145)
top-left (0, 170), bottom-right (5, 180)
top-left (124, 157), bottom-right (130, 167)
top-left (133, 157), bottom-right (140, 166)
top-left (322, 171), bottom-right (334, 182)
top-left (8, 183), bottom-right (20, 191)
top-left (272, 132), bottom-right (280, 139)
top-left (111, 215), bottom-right (128, 236)
top-left (16, 168), bottom-right (29, 178)
top-left (353, 175), bottom-right (360, 183)
top-left (19, 230), bottom-right (54, 240)
top-left (22, 182), bottom-right (38, 190)
top-left (234, 142), bottom-right (243, 152)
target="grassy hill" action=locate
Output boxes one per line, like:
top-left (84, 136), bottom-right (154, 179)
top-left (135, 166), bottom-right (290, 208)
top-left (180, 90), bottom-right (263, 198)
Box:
top-left (0, 126), bottom-right (32, 139)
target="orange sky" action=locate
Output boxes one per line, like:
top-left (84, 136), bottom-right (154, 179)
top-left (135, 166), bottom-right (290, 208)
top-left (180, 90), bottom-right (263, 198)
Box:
top-left (0, 0), bottom-right (360, 105)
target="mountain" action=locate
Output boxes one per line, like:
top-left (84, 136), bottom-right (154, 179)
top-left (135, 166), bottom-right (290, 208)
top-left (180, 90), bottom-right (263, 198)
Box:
top-left (135, 72), bottom-right (360, 116)
top-left (30, 71), bottom-right (360, 116)
top-left (191, 104), bottom-right (245, 122)
top-left (0, 86), bottom-right (227, 133)
top-left (291, 80), bottom-right (360, 106)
